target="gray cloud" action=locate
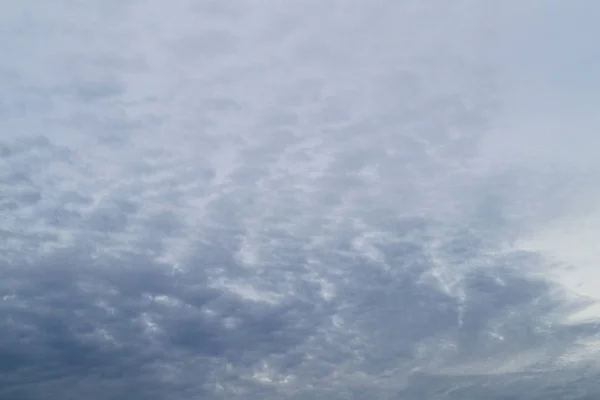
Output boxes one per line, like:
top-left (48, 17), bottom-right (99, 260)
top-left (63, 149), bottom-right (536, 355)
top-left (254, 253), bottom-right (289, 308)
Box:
top-left (1, 0), bottom-right (600, 399)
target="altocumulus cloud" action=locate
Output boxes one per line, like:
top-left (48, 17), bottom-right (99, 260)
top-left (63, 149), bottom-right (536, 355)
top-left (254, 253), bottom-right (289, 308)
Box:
top-left (1, 0), bottom-right (600, 399)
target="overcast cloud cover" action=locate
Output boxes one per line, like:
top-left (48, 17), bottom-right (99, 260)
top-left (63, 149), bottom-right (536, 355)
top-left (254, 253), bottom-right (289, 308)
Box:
top-left (2, 1), bottom-right (600, 399)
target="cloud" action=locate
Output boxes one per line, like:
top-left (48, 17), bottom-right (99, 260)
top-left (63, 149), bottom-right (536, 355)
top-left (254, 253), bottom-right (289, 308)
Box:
top-left (1, 0), bottom-right (600, 399)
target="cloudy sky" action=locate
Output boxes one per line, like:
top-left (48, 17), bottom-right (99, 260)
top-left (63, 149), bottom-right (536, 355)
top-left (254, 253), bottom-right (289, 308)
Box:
top-left (1, 1), bottom-right (600, 399)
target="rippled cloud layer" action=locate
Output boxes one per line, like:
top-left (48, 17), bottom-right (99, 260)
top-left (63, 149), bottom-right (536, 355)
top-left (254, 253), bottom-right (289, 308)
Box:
top-left (1, 1), bottom-right (600, 399)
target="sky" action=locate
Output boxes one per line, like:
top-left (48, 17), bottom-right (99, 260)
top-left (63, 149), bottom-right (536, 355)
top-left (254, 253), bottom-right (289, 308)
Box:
top-left (1, 1), bottom-right (600, 399)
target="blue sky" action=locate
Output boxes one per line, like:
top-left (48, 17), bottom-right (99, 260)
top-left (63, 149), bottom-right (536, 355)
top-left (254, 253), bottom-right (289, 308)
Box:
top-left (1, 1), bottom-right (599, 399)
